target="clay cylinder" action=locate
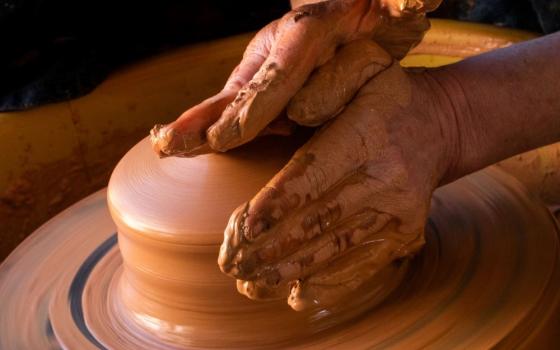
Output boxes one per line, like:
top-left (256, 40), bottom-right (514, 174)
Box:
top-left (107, 135), bottom-right (372, 346)
top-left (108, 136), bottom-right (295, 311)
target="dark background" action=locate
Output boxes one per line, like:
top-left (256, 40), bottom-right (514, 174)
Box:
top-left (1, 0), bottom-right (558, 112)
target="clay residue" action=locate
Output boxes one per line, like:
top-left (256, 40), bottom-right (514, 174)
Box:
top-left (497, 142), bottom-right (560, 207)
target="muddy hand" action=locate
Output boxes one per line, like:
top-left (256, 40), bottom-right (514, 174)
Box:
top-left (150, 0), bottom-right (441, 157)
top-left (218, 54), bottom-right (458, 310)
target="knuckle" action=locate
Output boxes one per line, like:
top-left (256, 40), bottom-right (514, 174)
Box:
top-left (250, 185), bottom-right (293, 224)
top-left (287, 90), bottom-right (329, 127)
top-left (288, 1), bottom-right (330, 22)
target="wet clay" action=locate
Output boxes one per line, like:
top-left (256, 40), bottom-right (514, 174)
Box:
top-left (108, 135), bottom-right (405, 346)
top-left (497, 142), bottom-right (560, 206)
top-left (1, 135), bottom-right (560, 349)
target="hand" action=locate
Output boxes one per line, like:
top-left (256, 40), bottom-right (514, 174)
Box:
top-left (150, 0), bottom-right (441, 157)
top-left (217, 48), bottom-right (457, 310)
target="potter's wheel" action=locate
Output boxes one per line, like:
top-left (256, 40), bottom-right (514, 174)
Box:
top-left (1, 136), bottom-right (559, 349)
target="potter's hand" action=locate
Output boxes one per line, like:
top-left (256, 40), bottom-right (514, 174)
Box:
top-left (150, 0), bottom-right (441, 157)
top-left (218, 52), bottom-right (456, 310)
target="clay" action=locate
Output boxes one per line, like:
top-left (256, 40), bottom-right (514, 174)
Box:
top-left (497, 142), bottom-right (560, 206)
top-left (1, 137), bottom-right (560, 348)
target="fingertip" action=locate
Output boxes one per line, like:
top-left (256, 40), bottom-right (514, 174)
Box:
top-left (288, 280), bottom-right (321, 311)
top-left (149, 121), bottom-right (211, 158)
top-left (219, 203), bottom-right (251, 271)
top-left (150, 123), bottom-right (173, 157)
top-left (150, 90), bottom-right (237, 157)
top-left (237, 279), bottom-right (288, 301)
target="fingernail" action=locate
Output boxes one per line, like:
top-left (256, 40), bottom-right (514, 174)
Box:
top-left (227, 203), bottom-right (249, 247)
top-left (150, 124), bottom-right (171, 155)
top-left (150, 123), bottom-right (207, 157)
top-left (244, 218), bottom-right (270, 240)
top-left (252, 220), bottom-right (266, 237)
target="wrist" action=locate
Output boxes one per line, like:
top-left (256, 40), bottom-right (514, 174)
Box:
top-left (407, 67), bottom-right (469, 186)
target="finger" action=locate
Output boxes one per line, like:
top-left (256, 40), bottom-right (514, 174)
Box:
top-left (288, 228), bottom-right (424, 311)
top-left (369, 0), bottom-right (440, 59)
top-left (236, 279), bottom-right (290, 301)
top-left (150, 90), bottom-right (236, 158)
top-left (218, 119), bottom-right (374, 276)
top-left (251, 208), bottom-right (393, 287)
top-left (149, 22), bottom-right (275, 157)
top-left (287, 40), bottom-right (392, 127)
top-left (219, 100), bottom-right (380, 272)
top-left (224, 172), bottom-right (392, 280)
top-left (373, 16), bottom-right (430, 60)
top-left (234, 206), bottom-right (422, 304)
top-left (206, 2), bottom-right (355, 152)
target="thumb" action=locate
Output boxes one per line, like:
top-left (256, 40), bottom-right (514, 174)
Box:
top-left (287, 40), bottom-right (392, 127)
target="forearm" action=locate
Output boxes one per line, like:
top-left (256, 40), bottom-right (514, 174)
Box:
top-left (435, 31), bottom-right (560, 182)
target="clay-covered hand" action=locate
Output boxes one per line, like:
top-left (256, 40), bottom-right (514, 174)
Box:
top-left (218, 53), bottom-right (457, 310)
top-left (150, 0), bottom-right (441, 157)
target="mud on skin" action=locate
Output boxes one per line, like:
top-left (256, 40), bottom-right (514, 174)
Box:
top-left (218, 57), bottom-right (454, 310)
top-left (150, 0), bottom-right (441, 157)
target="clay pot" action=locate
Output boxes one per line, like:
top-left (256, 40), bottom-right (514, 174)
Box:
top-left (108, 134), bottom-right (406, 347)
